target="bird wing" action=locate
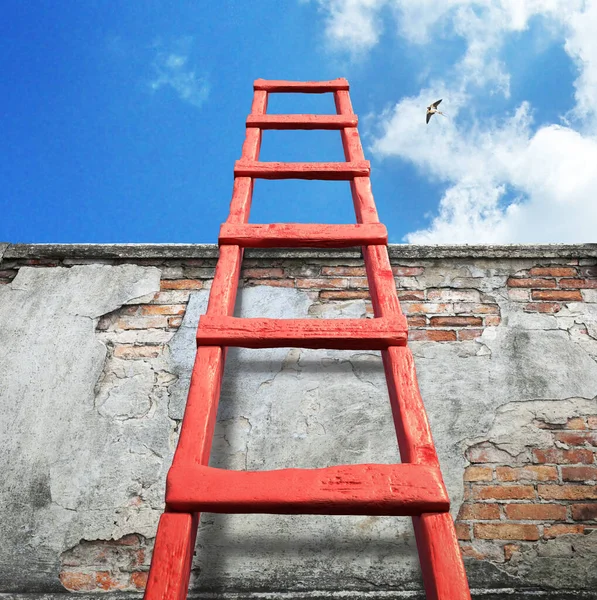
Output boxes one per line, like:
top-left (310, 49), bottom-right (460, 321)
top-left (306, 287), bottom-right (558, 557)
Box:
top-left (426, 112), bottom-right (432, 124)
top-left (432, 99), bottom-right (442, 107)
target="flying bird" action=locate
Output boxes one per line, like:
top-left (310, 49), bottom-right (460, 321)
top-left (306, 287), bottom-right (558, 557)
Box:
top-left (426, 99), bottom-right (446, 124)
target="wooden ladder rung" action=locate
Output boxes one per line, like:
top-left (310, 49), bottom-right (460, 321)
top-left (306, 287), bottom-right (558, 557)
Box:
top-left (196, 315), bottom-right (408, 349)
top-left (246, 114), bottom-right (358, 130)
top-left (166, 463), bottom-right (450, 515)
top-left (254, 78), bottom-right (349, 93)
top-left (234, 160), bottom-right (370, 180)
top-left (219, 223), bottom-right (387, 248)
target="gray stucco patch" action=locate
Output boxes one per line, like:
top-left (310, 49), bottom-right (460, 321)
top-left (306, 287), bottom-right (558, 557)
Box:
top-left (0, 266), bottom-right (161, 592)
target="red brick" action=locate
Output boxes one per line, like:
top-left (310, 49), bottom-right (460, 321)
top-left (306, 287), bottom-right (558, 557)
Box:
top-left (458, 329), bottom-right (484, 341)
top-left (403, 302), bottom-right (452, 314)
top-left (588, 416), bottom-right (597, 429)
top-left (533, 448), bottom-right (594, 464)
top-left (531, 290), bottom-right (583, 301)
top-left (409, 330), bottom-right (457, 342)
top-left (168, 317), bottom-right (183, 328)
top-left (529, 267), bottom-right (577, 277)
top-left (296, 278), bottom-right (346, 289)
top-left (95, 571), bottom-right (122, 590)
top-left (562, 466), bottom-right (597, 481)
top-left (457, 503), bottom-right (500, 520)
top-left (320, 290), bottom-right (369, 300)
top-left (455, 522), bottom-right (471, 540)
top-left (503, 544), bottom-right (520, 562)
top-left (141, 304), bottom-right (186, 316)
top-left (453, 303), bottom-right (500, 314)
top-left (427, 289), bottom-right (480, 302)
top-left (397, 290), bottom-right (425, 300)
top-left (559, 278), bottom-right (597, 289)
top-left (566, 417), bottom-right (588, 430)
top-left (571, 503), bottom-right (597, 520)
top-left (538, 485), bottom-right (597, 500)
top-left (496, 466), bottom-right (558, 482)
top-left (484, 316), bottom-right (501, 326)
top-left (474, 523), bottom-right (539, 541)
top-left (322, 266), bottom-right (366, 277)
top-left (504, 503), bottom-right (566, 520)
top-left (544, 524), bottom-right (585, 538)
top-left (113, 345), bottom-right (161, 359)
top-left (506, 277), bottom-right (556, 288)
top-left (347, 277), bottom-right (369, 289)
top-left (242, 268), bottom-right (284, 278)
top-left (247, 279), bottom-right (294, 288)
top-left (150, 291), bottom-right (191, 304)
top-left (472, 485), bottom-right (535, 500)
top-left (160, 279), bottom-right (202, 290)
top-left (556, 431), bottom-right (597, 446)
top-left (116, 316), bottom-right (169, 330)
top-left (464, 466), bottom-right (493, 481)
top-left (392, 266), bottom-right (424, 277)
top-left (407, 315), bottom-right (426, 327)
top-left (59, 572), bottom-right (95, 591)
top-left (429, 316), bottom-right (483, 327)
top-left (459, 544), bottom-right (487, 560)
top-left (130, 571), bottom-right (149, 590)
top-left (524, 302), bottom-right (562, 313)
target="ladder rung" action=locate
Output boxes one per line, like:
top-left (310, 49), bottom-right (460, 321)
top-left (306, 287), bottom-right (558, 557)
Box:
top-left (196, 316), bottom-right (407, 349)
top-left (234, 160), bottom-right (370, 180)
top-left (254, 78), bottom-right (349, 93)
top-left (246, 114), bottom-right (358, 130)
top-left (166, 463), bottom-right (449, 515)
top-left (219, 223), bottom-right (387, 248)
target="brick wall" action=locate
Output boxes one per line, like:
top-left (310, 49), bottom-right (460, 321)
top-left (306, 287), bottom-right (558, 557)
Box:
top-left (1, 245), bottom-right (596, 593)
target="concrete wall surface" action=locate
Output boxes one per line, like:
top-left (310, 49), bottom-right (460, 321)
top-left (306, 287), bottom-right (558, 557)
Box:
top-left (1, 243), bottom-right (597, 599)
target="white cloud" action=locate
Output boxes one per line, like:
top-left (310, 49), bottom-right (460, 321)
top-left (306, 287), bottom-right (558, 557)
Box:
top-left (149, 40), bottom-right (209, 109)
top-left (313, 0), bottom-right (597, 243)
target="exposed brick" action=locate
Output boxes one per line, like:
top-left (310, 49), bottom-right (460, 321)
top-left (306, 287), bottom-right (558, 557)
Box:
top-left (472, 485), bottom-right (535, 500)
top-left (455, 522), bottom-right (471, 540)
top-left (506, 277), bottom-right (556, 288)
top-left (403, 302), bottom-right (452, 314)
top-left (429, 316), bottom-right (483, 327)
top-left (348, 277), bottom-right (370, 289)
top-left (296, 278), bottom-right (346, 289)
top-left (427, 289), bottom-right (480, 302)
top-left (544, 524), bottom-right (585, 538)
top-left (464, 467), bottom-right (493, 482)
top-left (141, 304), bottom-right (186, 316)
top-left (566, 417), bottom-right (588, 430)
top-left (151, 291), bottom-right (191, 304)
top-left (484, 316), bottom-right (501, 326)
top-left (503, 544), bottom-right (520, 562)
top-left (95, 571), bottom-right (123, 590)
top-left (556, 431), bottom-right (597, 446)
top-left (474, 523), bottom-right (539, 541)
top-left (531, 290), bottom-right (583, 301)
top-left (322, 266), bottom-right (366, 277)
top-left (246, 279), bottom-right (294, 288)
top-left (113, 533), bottom-right (140, 546)
top-left (160, 279), bottom-right (202, 290)
top-left (504, 503), bottom-right (566, 521)
top-left (508, 289), bottom-right (530, 301)
top-left (459, 544), bottom-right (487, 560)
top-left (533, 448), bottom-right (594, 464)
top-left (496, 466), bottom-right (558, 482)
top-left (407, 315), bottom-right (427, 327)
top-left (529, 267), bottom-right (577, 277)
top-left (559, 278), bottom-right (597, 289)
top-left (453, 303), bottom-right (500, 314)
top-left (130, 571), bottom-right (149, 590)
top-left (458, 329), bottom-right (484, 341)
top-left (242, 268), bottom-right (284, 278)
top-left (458, 503), bottom-right (500, 520)
top-left (397, 290), bottom-right (425, 301)
top-left (562, 466), bottom-right (597, 481)
top-left (408, 329), bottom-right (457, 342)
top-left (588, 416), bottom-right (597, 429)
top-left (524, 302), bottom-right (562, 313)
top-left (538, 485), bottom-right (597, 500)
top-left (113, 345), bottom-right (161, 359)
top-left (392, 266), bottom-right (424, 277)
top-left (116, 316), bottom-right (169, 330)
top-left (466, 443), bottom-right (513, 464)
top-left (571, 503), bottom-right (597, 520)
top-left (59, 571), bottom-right (95, 591)
top-left (320, 290), bottom-right (369, 300)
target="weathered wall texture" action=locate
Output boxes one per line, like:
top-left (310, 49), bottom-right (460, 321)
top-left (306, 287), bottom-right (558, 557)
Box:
top-left (1, 244), bottom-right (597, 598)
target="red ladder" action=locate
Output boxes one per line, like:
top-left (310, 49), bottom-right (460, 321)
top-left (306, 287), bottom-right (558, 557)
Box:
top-left (144, 78), bottom-right (471, 600)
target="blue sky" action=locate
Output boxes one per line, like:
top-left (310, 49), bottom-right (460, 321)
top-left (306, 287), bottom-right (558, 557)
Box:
top-left (2, 1), bottom-right (596, 244)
